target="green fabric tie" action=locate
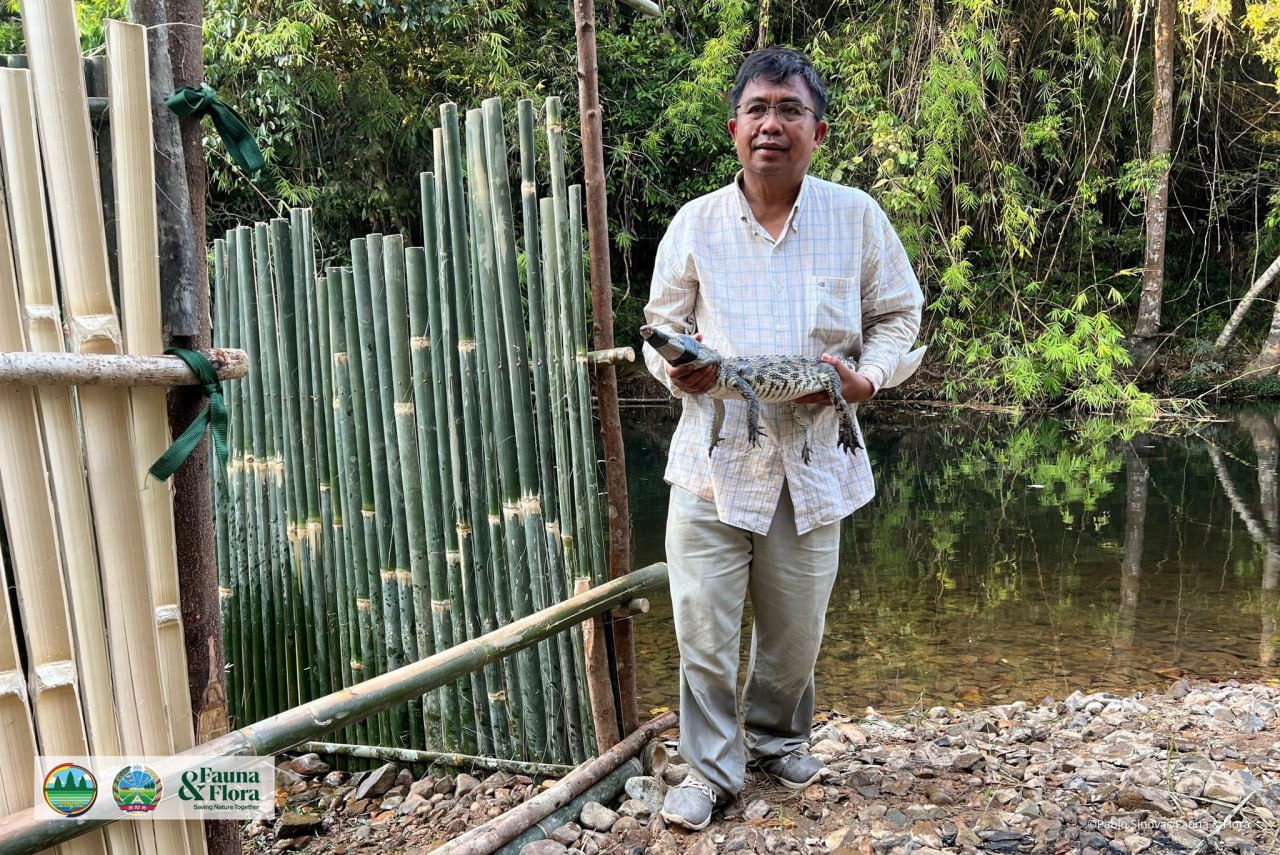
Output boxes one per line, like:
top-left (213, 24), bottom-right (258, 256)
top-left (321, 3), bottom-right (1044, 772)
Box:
top-left (149, 348), bottom-right (230, 482)
top-left (166, 84), bottom-right (265, 175)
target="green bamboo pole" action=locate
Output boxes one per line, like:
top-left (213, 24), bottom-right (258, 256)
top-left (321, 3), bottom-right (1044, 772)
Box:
top-left (235, 225), bottom-right (272, 722)
top-left (425, 155), bottom-right (472, 752)
top-left (351, 236), bottom-right (411, 744)
top-left (339, 260), bottom-right (393, 743)
top-left (568, 187), bottom-right (608, 588)
top-left (441, 104), bottom-right (502, 756)
top-left (224, 228), bottom-right (252, 726)
top-left (253, 222), bottom-right (296, 710)
top-left (482, 97), bottom-right (563, 759)
top-left (270, 218), bottom-right (318, 704)
top-left (330, 266), bottom-right (376, 745)
top-left (367, 234), bottom-right (420, 745)
top-left (382, 234), bottom-right (428, 745)
top-left (466, 107), bottom-right (530, 758)
top-left (539, 196), bottom-right (590, 763)
top-left (405, 245), bottom-right (448, 746)
top-left (314, 264), bottom-right (357, 741)
top-left (211, 238), bottom-right (235, 719)
top-left (519, 98), bottom-right (583, 760)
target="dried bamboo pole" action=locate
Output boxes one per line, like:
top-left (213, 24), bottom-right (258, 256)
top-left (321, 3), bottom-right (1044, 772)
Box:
top-left (423, 161), bottom-right (470, 752)
top-left (442, 104), bottom-right (502, 756)
top-left (0, 71), bottom-right (139, 855)
top-left (108, 23), bottom-right (202, 806)
top-left (466, 106), bottom-right (531, 757)
top-left (383, 236), bottom-right (435, 740)
top-left (350, 236), bottom-right (410, 743)
top-left (0, 151), bottom-right (109, 855)
top-left (0, 349), bottom-right (248, 385)
top-left (269, 217), bottom-right (318, 703)
top-left (302, 742), bottom-right (574, 777)
top-left (252, 223), bottom-right (294, 711)
top-left (0, 548), bottom-right (37, 817)
top-left (519, 100), bottom-right (583, 760)
top-left (328, 266), bottom-right (375, 745)
top-left (365, 234), bottom-right (419, 743)
top-left (21, 4), bottom-right (185, 853)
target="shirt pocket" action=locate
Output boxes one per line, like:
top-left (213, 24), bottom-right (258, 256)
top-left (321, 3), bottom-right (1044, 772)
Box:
top-left (808, 276), bottom-right (862, 354)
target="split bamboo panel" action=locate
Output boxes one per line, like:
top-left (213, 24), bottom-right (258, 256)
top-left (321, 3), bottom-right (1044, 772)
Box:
top-left (19, 4), bottom-right (188, 853)
top-left (0, 547), bottom-right (37, 818)
top-left (105, 23), bottom-right (206, 855)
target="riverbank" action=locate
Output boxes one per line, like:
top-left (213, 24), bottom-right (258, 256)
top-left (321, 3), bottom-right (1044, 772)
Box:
top-left (252, 679), bottom-right (1280, 854)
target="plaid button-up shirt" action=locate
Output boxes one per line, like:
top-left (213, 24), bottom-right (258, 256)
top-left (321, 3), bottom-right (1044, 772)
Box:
top-left (643, 174), bottom-right (923, 535)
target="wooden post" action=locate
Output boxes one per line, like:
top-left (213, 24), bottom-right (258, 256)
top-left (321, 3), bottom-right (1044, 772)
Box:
top-left (572, 0), bottom-right (638, 737)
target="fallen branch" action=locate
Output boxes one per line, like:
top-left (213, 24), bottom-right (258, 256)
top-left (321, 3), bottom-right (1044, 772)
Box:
top-left (1215, 252), bottom-right (1280, 349)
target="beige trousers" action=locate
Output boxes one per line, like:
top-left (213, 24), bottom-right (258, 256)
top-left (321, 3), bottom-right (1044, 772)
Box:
top-left (665, 483), bottom-right (840, 800)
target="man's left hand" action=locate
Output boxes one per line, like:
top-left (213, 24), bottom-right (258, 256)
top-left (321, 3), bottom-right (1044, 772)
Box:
top-left (794, 354), bottom-right (874, 405)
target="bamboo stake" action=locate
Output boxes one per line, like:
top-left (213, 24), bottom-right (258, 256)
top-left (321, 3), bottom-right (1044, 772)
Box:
top-left (109, 25), bottom-right (202, 808)
top-left (423, 159), bottom-right (471, 752)
top-left (0, 67), bottom-right (140, 855)
top-left (21, 4), bottom-right (185, 853)
top-left (466, 107), bottom-right (530, 758)
top-left (365, 233), bottom-right (419, 743)
top-left (328, 266), bottom-right (375, 746)
top-left (442, 104), bottom-right (501, 756)
top-left (302, 742), bottom-right (574, 777)
top-left (211, 239), bottom-right (237, 720)
top-left (575, 579), bottom-right (620, 752)
top-left (426, 712), bottom-right (676, 855)
top-left (0, 562), bottom-right (669, 855)
top-left (350, 236), bottom-right (409, 743)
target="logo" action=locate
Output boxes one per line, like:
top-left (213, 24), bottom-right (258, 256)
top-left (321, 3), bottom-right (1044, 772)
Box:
top-left (42, 763), bottom-right (97, 817)
top-left (112, 765), bottom-right (162, 813)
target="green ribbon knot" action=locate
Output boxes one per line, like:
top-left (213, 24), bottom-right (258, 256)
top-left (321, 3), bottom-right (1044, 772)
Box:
top-left (166, 84), bottom-right (265, 175)
top-left (149, 348), bottom-right (230, 482)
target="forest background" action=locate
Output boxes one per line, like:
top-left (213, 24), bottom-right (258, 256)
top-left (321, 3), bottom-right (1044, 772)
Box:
top-left (4, 0), bottom-right (1280, 414)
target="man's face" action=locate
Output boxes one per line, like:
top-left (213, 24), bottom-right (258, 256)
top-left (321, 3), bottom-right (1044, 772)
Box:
top-left (728, 75), bottom-right (828, 182)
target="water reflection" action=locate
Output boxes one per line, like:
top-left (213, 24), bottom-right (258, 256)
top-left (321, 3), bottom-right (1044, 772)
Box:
top-left (626, 406), bottom-right (1280, 715)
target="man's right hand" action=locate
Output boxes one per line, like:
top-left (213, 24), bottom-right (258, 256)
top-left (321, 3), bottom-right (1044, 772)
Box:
top-left (668, 362), bottom-right (717, 395)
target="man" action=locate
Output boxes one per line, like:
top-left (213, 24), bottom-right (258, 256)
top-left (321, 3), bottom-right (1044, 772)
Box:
top-left (643, 47), bottom-right (924, 831)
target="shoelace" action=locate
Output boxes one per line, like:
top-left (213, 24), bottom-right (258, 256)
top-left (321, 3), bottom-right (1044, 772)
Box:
top-left (677, 775), bottom-right (717, 803)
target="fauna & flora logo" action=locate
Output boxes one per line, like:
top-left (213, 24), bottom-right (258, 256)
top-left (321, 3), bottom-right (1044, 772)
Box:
top-left (42, 763), bottom-right (97, 817)
top-left (112, 764), bottom-right (162, 813)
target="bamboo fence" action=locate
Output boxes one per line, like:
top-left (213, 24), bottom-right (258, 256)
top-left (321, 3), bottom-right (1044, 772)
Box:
top-left (213, 95), bottom-right (611, 763)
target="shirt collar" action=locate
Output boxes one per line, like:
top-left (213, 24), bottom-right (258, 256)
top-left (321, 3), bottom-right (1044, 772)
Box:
top-left (732, 171), bottom-right (811, 238)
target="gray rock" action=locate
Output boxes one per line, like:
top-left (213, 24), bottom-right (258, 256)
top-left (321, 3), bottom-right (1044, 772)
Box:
top-left (455, 773), bottom-right (482, 797)
top-left (548, 822), bottom-right (581, 845)
top-left (743, 799), bottom-right (770, 821)
top-left (519, 841), bottom-right (569, 855)
top-left (275, 811), bottom-right (322, 841)
top-left (623, 775), bottom-right (664, 814)
top-left (288, 753), bottom-right (330, 777)
top-left (1203, 770), bottom-right (1247, 802)
top-left (577, 801), bottom-right (618, 832)
top-left (353, 763), bottom-right (399, 802)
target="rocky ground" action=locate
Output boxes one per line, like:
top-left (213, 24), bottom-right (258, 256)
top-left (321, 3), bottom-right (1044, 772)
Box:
top-left (246, 679), bottom-right (1280, 854)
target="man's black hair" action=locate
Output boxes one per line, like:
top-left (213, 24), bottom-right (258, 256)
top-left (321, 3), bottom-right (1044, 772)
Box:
top-left (729, 47), bottom-right (828, 121)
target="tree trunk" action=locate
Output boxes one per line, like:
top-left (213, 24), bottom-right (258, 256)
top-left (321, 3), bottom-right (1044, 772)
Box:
top-left (1133, 0), bottom-right (1175, 342)
top-left (573, 0), bottom-right (637, 737)
top-left (1214, 251), bottom-right (1280, 350)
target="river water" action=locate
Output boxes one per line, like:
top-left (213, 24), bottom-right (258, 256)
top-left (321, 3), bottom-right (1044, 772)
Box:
top-left (624, 404), bottom-right (1280, 715)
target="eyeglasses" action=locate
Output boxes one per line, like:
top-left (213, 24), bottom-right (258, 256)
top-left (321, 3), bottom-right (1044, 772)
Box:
top-left (735, 101), bottom-right (816, 123)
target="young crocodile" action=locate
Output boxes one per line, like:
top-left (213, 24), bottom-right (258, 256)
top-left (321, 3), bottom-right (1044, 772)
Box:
top-left (640, 323), bottom-right (860, 464)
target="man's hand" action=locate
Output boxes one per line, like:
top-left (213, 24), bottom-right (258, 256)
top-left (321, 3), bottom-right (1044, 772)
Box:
top-left (666, 332), bottom-right (718, 395)
top-left (795, 354), bottom-right (873, 405)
